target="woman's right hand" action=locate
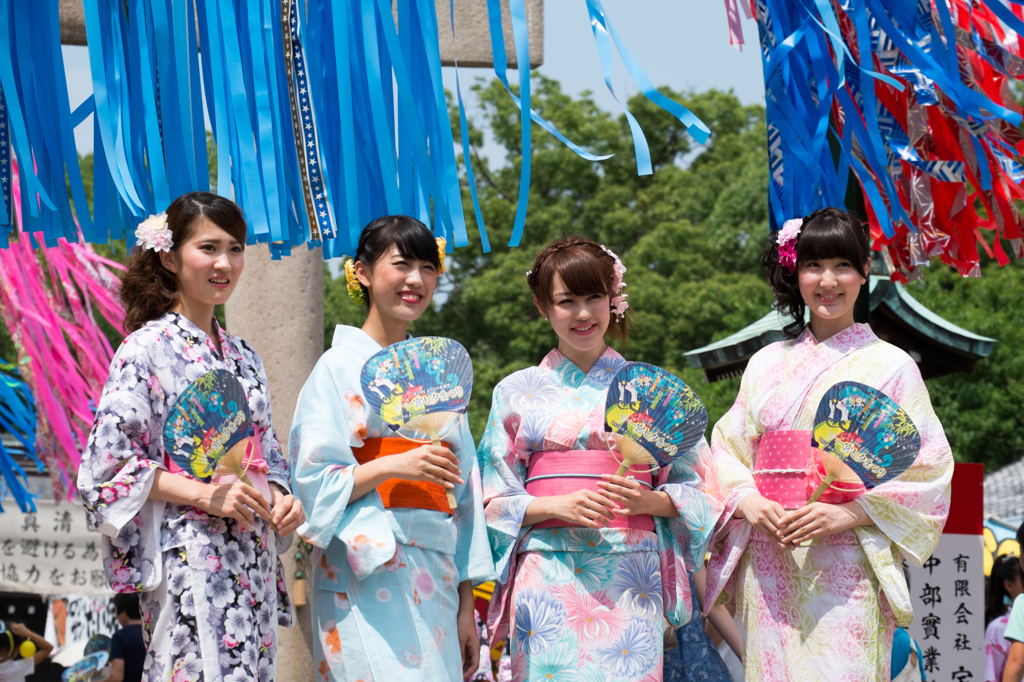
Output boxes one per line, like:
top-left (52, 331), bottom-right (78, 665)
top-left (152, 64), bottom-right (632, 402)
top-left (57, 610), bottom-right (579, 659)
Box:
top-left (387, 443), bottom-right (463, 489)
top-left (536, 491), bottom-right (617, 529)
top-left (203, 479), bottom-right (272, 526)
top-left (735, 492), bottom-right (788, 546)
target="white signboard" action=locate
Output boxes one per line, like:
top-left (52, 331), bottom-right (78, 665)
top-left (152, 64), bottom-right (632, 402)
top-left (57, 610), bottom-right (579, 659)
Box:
top-left (906, 463), bottom-right (984, 682)
top-left (0, 494), bottom-right (112, 596)
top-left (43, 595), bottom-right (119, 650)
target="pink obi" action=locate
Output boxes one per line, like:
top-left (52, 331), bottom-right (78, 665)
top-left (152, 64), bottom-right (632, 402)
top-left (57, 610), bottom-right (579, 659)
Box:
top-left (524, 450), bottom-right (655, 531)
top-left (753, 431), bottom-right (812, 509)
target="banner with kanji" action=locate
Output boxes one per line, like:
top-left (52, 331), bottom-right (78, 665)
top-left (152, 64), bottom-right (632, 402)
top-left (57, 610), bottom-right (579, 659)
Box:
top-left (0, 494), bottom-right (111, 596)
top-left (908, 463), bottom-right (984, 681)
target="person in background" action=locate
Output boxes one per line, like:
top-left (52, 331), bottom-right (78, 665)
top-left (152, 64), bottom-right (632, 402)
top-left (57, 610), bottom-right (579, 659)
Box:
top-left (987, 554), bottom-right (1023, 682)
top-left (1000, 525), bottom-right (1024, 682)
top-left (96, 594), bottom-right (145, 682)
top-left (0, 623), bottom-right (53, 682)
top-left (892, 563), bottom-right (926, 681)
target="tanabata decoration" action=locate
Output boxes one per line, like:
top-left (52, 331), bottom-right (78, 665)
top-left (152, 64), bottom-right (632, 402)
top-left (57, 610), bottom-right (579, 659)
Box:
top-left (0, 1), bottom-right (708, 253)
top-left (806, 381), bottom-right (921, 504)
top-left (61, 652), bottom-right (108, 682)
top-left (0, 160), bottom-right (126, 511)
top-left (360, 336), bottom-right (472, 510)
top-left (728, 0), bottom-right (1024, 280)
top-left (604, 362), bottom-right (708, 476)
top-left (163, 369), bottom-right (271, 503)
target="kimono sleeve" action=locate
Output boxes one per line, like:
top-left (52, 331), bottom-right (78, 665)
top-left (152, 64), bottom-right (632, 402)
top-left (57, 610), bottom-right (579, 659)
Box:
top-left (290, 352), bottom-right (395, 579)
top-left (248, 348), bottom-right (290, 494)
top-left (708, 363), bottom-right (762, 519)
top-left (856, 359), bottom-right (953, 565)
top-left (78, 335), bottom-right (164, 536)
top-left (654, 437), bottom-right (723, 627)
top-left (77, 334), bottom-right (166, 593)
top-left (476, 384), bottom-right (535, 585)
top-left (451, 418), bottom-right (497, 585)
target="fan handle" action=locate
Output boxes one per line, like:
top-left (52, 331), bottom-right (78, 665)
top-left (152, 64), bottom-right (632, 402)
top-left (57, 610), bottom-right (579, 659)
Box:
top-left (400, 413), bottom-right (461, 510)
top-left (610, 435), bottom-right (659, 476)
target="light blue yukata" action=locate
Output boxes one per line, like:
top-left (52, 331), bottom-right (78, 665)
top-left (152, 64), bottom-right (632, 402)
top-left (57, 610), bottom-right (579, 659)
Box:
top-left (291, 325), bottom-right (495, 682)
top-left (479, 347), bottom-right (722, 682)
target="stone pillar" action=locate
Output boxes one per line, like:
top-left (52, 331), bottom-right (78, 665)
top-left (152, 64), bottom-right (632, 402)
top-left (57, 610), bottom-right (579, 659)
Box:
top-left (224, 244), bottom-right (323, 682)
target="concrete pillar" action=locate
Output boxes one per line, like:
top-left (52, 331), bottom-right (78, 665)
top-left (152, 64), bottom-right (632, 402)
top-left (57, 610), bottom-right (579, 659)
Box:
top-left (224, 244), bottom-right (323, 682)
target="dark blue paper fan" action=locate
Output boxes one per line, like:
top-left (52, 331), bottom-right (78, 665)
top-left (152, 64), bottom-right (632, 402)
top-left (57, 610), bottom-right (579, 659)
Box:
top-left (163, 370), bottom-right (252, 481)
top-left (360, 337), bottom-right (472, 433)
top-left (812, 381), bottom-right (920, 489)
top-left (604, 362), bottom-right (708, 472)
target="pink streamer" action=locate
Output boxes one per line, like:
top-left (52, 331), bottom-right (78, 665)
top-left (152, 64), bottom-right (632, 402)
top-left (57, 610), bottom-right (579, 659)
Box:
top-left (5, 159), bottom-right (127, 502)
top-left (724, 0), bottom-right (745, 52)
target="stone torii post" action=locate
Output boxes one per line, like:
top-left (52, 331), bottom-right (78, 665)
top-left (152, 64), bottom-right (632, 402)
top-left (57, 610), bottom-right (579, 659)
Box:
top-left (59, 2), bottom-right (541, 679)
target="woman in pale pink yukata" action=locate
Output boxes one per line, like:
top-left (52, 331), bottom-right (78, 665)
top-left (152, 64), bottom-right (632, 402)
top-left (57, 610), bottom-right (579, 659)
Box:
top-left (702, 207), bottom-right (953, 681)
top-left (478, 237), bottom-right (721, 682)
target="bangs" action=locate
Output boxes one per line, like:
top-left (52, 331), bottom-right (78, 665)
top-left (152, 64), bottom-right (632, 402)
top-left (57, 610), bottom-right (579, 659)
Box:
top-left (796, 213), bottom-right (869, 268)
top-left (378, 218), bottom-right (441, 268)
top-left (538, 248), bottom-right (611, 303)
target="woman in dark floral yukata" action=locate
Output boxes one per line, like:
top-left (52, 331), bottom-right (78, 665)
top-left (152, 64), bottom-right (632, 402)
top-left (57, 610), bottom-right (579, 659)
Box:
top-left (78, 191), bottom-right (305, 682)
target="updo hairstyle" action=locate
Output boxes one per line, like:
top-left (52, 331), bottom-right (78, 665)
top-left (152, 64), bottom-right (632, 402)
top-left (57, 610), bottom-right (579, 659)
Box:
top-left (761, 206), bottom-right (870, 338)
top-left (120, 191), bottom-right (248, 334)
top-left (349, 215), bottom-right (442, 307)
top-left (527, 236), bottom-right (629, 343)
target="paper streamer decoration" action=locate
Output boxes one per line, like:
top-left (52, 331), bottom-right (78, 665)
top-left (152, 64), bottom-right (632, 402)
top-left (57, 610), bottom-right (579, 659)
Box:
top-left (0, 358), bottom-right (41, 514)
top-left (732, 0), bottom-right (1024, 280)
top-left (0, 0), bottom-right (710, 256)
top-left (360, 337), bottom-right (473, 510)
top-left (807, 380), bottom-right (921, 503)
top-left (604, 362), bottom-right (708, 476)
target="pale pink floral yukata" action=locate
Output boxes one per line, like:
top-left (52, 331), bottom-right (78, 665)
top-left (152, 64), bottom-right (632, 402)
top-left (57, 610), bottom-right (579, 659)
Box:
top-left (704, 323), bottom-right (953, 682)
top-left (986, 607), bottom-right (1012, 682)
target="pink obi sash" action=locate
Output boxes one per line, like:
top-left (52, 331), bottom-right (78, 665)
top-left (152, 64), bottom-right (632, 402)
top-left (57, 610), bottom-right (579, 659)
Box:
top-left (753, 431), bottom-right (812, 509)
top-left (524, 450), bottom-right (655, 531)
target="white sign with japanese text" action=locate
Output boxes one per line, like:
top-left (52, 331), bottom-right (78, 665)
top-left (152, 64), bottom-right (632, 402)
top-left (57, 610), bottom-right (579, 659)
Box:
top-left (907, 534), bottom-right (985, 682)
top-left (0, 495), bottom-right (111, 596)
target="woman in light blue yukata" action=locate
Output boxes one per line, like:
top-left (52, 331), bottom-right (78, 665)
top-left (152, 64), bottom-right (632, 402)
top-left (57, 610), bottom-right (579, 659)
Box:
top-left (290, 216), bottom-right (495, 682)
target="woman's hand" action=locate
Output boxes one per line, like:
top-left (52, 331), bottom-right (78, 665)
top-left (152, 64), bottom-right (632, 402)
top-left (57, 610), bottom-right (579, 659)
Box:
top-left (270, 486), bottom-right (306, 536)
top-left (597, 475), bottom-right (678, 518)
top-left (388, 443), bottom-right (463, 489)
top-left (734, 493), bottom-right (788, 546)
top-left (457, 582), bottom-right (480, 679)
top-left (525, 491), bottom-right (617, 529)
top-left (776, 501), bottom-right (870, 546)
top-left (202, 479), bottom-right (271, 526)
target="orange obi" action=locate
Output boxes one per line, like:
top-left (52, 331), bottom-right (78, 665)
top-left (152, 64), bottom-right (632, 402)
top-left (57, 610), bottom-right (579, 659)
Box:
top-left (351, 438), bottom-right (453, 515)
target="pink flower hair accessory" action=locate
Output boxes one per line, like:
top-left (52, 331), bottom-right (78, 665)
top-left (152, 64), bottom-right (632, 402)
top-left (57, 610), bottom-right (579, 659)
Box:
top-left (135, 212), bottom-right (173, 253)
top-left (600, 245), bottom-right (629, 320)
top-left (776, 218), bottom-right (803, 273)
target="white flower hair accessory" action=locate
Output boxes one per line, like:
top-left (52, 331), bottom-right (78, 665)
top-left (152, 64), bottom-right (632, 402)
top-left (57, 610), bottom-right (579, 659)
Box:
top-left (135, 212), bottom-right (173, 253)
top-left (600, 245), bottom-right (629, 320)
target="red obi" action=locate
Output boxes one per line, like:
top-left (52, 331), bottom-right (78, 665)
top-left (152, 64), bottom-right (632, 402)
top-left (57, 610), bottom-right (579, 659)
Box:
top-left (524, 450), bottom-right (655, 531)
top-left (352, 438), bottom-right (453, 515)
top-left (753, 431), bottom-right (813, 509)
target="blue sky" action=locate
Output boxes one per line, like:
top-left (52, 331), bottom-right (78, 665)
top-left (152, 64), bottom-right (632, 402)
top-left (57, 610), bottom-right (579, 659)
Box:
top-left (62, 0), bottom-right (764, 159)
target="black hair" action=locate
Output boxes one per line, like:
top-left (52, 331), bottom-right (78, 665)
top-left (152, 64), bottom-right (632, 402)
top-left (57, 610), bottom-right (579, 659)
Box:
top-left (352, 215), bottom-right (441, 306)
top-left (112, 593), bottom-right (141, 620)
top-left (761, 206), bottom-right (871, 338)
top-left (987, 553), bottom-right (1023, 625)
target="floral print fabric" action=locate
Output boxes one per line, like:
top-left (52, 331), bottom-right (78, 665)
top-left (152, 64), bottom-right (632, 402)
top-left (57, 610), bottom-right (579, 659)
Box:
top-left (78, 312), bottom-right (294, 682)
top-left (478, 347), bottom-right (721, 681)
top-left (986, 607), bottom-right (1011, 682)
top-left (704, 324), bottom-right (953, 682)
top-left (291, 325), bottom-right (494, 682)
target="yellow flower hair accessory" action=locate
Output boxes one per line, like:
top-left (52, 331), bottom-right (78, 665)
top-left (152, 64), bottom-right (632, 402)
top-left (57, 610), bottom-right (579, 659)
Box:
top-left (436, 237), bottom-right (447, 275)
top-left (344, 257), bottom-right (367, 306)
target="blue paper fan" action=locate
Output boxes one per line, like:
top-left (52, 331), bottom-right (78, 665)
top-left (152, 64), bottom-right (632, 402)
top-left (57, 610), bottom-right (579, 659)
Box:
top-left (360, 337), bottom-right (473, 510)
top-left (62, 652), bottom-right (109, 682)
top-left (811, 381), bottom-right (920, 491)
top-left (604, 362), bottom-right (708, 474)
top-left (163, 370), bottom-right (253, 481)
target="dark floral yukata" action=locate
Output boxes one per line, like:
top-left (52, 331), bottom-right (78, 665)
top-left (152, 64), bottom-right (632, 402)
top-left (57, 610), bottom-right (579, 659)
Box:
top-left (78, 312), bottom-right (294, 682)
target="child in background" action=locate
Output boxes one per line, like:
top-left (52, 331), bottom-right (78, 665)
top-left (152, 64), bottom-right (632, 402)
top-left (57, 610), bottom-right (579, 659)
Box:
top-left (998, 524), bottom-right (1024, 682)
top-left (0, 623), bottom-right (53, 682)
